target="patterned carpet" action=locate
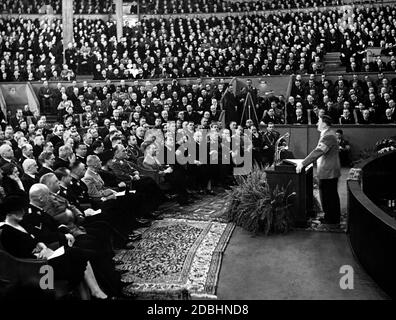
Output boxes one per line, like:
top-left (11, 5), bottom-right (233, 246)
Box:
top-left (156, 193), bottom-right (229, 223)
top-left (114, 191), bottom-right (235, 300)
top-left (114, 182), bottom-right (346, 299)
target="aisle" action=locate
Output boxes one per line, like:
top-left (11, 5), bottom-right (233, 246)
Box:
top-left (216, 229), bottom-right (388, 300)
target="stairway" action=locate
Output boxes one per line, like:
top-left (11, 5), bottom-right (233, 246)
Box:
top-left (46, 114), bottom-right (58, 124)
top-left (324, 52), bottom-right (346, 73)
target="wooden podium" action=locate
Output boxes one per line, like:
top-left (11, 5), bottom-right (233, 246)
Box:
top-left (265, 159), bottom-right (314, 227)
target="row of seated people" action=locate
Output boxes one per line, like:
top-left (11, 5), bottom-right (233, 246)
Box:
top-left (0, 18), bottom-right (116, 81)
top-left (2, 4), bottom-right (396, 80)
top-left (286, 73), bottom-right (396, 124)
top-left (32, 77), bottom-right (284, 129)
top-left (80, 10), bottom-right (331, 78)
top-left (2, 7), bottom-right (332, 80)
top-left (338, 6), bottom-right (396, 73)
top-left (0, 0), bottom-right (114, 14)
top-left (0, 114), bottom-right (259, 298)
top-left (58, 4), bottom-right (396, 78)
top-left (0, 126), bottom-right (170, 298)
top-left (133, 0), bottom-right (343, 15)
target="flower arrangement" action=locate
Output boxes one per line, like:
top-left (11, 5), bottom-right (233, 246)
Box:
top-left (225, 168), bottom-right (295, 235)
top-left (375, 138), bottom-right (396, 154)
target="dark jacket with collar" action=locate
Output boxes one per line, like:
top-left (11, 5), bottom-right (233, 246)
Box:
top-left (20, 173), bottom-right (38, 192)
top-left (21, 204), bottom-right (68, 247)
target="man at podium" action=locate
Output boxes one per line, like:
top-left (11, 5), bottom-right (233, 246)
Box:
top-left (296, 115), bottom-right (341, 225)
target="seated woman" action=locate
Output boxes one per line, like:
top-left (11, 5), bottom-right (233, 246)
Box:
top-left (142, 141), bottom-right (190, 205)
top-left (0, 195), bottom-right (108, 299)
top-left (1, 162), bottom-right (28, 200)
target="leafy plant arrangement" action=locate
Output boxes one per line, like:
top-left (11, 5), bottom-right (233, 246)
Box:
top-left (375, 138), bottom-right (396, 154)
top-left (353, 137), bottom-right (396, 166)
top-left (225, 168), bottom-right (295, 235)
top-left (271, 182), bottom-right (295, 234)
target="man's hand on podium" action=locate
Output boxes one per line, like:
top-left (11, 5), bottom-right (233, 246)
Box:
top-left (296, 162), bottom-right (304, 174)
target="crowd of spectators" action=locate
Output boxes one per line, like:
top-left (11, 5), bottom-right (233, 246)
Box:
top-left (0, 0), bottom-right (114, 14)
top-left (0, 17), bottom-right (64, 81)
top-left (0, 0), bottom-right (61, 14)
top-left (132, 0), bottom-right (343, 15)
top-left (287, 73), bottom-right (396, 125)
top-left (2, 5), bottom-right (396, 81)
top-left (0, 75), bottom-right (279, 298)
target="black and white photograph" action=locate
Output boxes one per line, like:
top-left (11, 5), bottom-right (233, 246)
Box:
top-left (0, 0), bottom-right (395, 306)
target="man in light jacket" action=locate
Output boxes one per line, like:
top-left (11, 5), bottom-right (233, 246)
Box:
top-left (296, 115), bottom-right (341, 224)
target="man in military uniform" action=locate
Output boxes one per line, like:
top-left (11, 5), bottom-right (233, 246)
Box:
top-left (108, 144), bottom-right (165, 217)
top-left (83, 155), bottom-right (148, 241)
top-left (22, 183), bottom-right (74, 249)
top-left (38, 172), bottom-right (123, 296)
top-left (261, 122), bottom-right (280, 167)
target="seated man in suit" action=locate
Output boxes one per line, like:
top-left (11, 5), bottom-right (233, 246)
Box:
top-left (358, 109), bottom-right (375, 124)
top-left (18, 143), bottom-right (34, 167)
top-left (75, 143), bottom-right (88, 164)
top-left (380, 108), bottom-right (396, 124)
top-left (53, 145), bottom-right (75, 170)
top-left (21, 159), bottom-right (39, 192)
top-left (339, 109), bottom-right (355, 124)
top-left (142, 141), bottom-right (190, 205)
top-left (262, 108), bottom-right (283, 125)
top-left (292, 108), bottom-right (308, 125)
top-left (37, 151), bottom-right (56, 179)
top-left (0, 143), bottom-right (24, 175)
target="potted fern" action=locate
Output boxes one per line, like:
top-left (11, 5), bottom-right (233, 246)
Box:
top-left (271, 182), bottom-right (295, 234)
top-left (225, 169), bottom-right (295, 235)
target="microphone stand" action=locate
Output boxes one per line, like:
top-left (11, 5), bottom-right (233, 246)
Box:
top-left (272, 132), bottom-right (290, 168)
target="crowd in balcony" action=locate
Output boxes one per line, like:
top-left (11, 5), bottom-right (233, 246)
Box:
top-left (2, 5), bottom-right (396, 83)
top-left (132, 0), bottom-right (343, 15)
top-left (0, 0), bottom-right (114, 14)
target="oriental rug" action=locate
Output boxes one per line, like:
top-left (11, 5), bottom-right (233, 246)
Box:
top-left (114, 218), bottom-right (235, 299)
top-left (155, 191), bottom-right (229, 223)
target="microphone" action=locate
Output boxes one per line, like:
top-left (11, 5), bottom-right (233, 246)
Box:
top-left (274, 132), bottom-right (290, 166)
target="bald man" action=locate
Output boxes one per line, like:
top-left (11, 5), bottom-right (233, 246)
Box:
top-left (22, 183), bottom-right (74, 248)
top-left (20, 159), bottom-right (39, 192)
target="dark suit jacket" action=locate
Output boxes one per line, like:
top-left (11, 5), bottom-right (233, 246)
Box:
top-left (53, 157), bottom-right (70, 170)
top-left (0, 157), bottom-right (24, 175)
top-left (0, 224), bottom-right (38, 259)
top-left (291, 115), bottom-right (308, 125)
top-left (20, 173), bottom-right (38, 192)
top-left (37, 166), bottom-right (53, 179)
top-left (302, 129), bottom-right (341, 179)
top-left (1, 176), bottom-right (28, 199)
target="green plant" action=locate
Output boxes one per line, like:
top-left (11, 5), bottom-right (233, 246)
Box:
top-left (225, 168), bottom-right (295, 235)
top-left (270, 182), bottom-right (295, 234)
